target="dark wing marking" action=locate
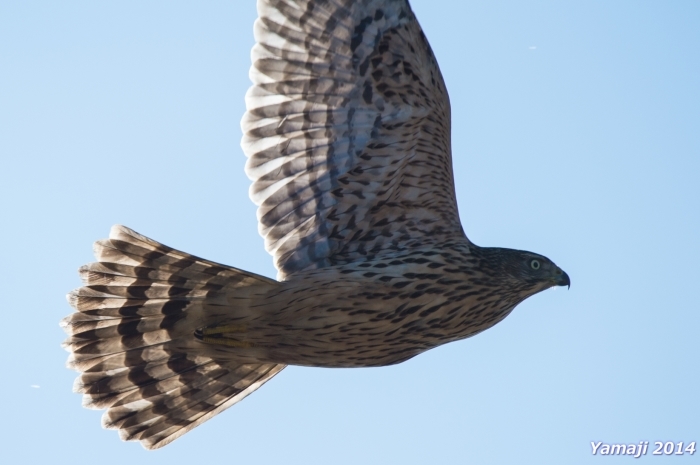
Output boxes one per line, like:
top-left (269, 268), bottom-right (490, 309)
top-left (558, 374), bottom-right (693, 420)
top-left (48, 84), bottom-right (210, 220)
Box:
top-left (242, 0), bottom-right (461, 279)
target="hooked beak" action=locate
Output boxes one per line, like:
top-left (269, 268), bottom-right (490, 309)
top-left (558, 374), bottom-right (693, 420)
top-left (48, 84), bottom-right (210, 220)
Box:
top-left (554, 267), bottom-right (570, 289)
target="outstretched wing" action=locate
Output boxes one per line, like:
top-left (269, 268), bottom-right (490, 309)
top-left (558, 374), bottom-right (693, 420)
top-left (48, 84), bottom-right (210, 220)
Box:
top-left (241, 0), bottom-right (462, 280)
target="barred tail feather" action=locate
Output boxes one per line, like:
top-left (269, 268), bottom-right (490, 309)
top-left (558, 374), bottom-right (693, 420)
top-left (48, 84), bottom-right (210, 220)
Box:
top-left (62, 225), bottom-right (285, 449)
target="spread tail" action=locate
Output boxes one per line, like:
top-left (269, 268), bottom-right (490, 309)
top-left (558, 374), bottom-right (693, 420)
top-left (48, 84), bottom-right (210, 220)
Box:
top-left (61, 225), bottom-right (285, 449)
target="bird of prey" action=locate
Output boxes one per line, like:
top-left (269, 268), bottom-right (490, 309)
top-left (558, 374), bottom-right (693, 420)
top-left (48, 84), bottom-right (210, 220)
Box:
top-left (62, 0), bottom-right (569, 450)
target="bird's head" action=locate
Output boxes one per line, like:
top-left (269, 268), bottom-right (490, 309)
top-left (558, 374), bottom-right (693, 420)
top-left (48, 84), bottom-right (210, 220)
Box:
top-left (479, 247), bottom-right (570, 298)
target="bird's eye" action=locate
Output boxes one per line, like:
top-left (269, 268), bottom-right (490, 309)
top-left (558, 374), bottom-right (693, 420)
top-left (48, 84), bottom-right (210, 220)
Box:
top-left (530, 259), bottom-right (541, 270)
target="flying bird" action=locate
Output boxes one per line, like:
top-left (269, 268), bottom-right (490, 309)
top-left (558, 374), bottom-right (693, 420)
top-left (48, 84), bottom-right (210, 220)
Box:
top-left (62, 0), bottom-right (569, 450)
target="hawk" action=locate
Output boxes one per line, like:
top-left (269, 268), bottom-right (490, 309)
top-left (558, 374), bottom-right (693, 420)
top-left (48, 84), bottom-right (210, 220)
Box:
top-left (62, 0), bottom-right (569, 450)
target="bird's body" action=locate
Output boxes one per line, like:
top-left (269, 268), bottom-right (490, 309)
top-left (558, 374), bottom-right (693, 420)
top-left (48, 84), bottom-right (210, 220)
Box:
top-left (198, 240), bottom-right (552, 369)
top-left (62, 0), bottom-right (569, 449)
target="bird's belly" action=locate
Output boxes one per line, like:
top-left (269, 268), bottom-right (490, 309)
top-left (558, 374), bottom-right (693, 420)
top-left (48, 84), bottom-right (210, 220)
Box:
top-left (233, 265), bottom-right (514, 368)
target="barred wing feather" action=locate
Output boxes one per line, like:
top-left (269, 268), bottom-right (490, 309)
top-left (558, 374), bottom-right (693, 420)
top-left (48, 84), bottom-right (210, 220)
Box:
top-left (242, 0), bottom-right (461, 280)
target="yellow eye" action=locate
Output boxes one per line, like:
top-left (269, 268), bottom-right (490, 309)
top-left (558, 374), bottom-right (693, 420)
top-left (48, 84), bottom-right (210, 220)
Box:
top-left (530, 259), bottom-right (541, 270)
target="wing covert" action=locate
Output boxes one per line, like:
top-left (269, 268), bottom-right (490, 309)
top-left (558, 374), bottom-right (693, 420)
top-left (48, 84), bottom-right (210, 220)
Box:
top-left (241, 0), bottom-right (462, 280)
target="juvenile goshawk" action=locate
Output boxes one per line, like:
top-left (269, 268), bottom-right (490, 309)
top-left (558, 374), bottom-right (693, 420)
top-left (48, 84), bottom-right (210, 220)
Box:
top-left (62, 0), bottom-right (570, 450)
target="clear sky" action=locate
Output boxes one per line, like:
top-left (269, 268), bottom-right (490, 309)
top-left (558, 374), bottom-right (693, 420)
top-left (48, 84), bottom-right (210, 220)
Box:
top-left (1, 1), bottom-right (698, 463)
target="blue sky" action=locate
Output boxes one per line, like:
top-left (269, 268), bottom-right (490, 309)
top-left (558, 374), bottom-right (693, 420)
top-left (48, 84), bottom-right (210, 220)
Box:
top-left (1, 1), bottom-right (698, 463)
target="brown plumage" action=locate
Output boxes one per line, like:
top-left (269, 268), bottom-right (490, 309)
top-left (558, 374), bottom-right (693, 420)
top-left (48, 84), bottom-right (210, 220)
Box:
top-left (62, 0), bottom-right (569, 449)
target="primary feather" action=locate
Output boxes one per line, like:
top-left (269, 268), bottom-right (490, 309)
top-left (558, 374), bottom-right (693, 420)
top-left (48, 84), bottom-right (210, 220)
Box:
top-left (242, 0), bottom-right (459, 280)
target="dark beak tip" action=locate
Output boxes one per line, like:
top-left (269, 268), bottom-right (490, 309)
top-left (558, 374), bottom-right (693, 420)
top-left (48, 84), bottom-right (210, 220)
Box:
top-left (557, 270), bottom-right (571, 289)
